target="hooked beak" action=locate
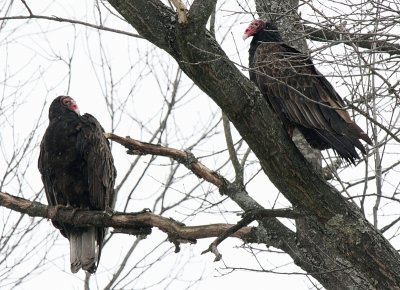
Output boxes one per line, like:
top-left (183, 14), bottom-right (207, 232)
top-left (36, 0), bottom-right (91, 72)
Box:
top-left (70, 103), bottom-right (80, 115)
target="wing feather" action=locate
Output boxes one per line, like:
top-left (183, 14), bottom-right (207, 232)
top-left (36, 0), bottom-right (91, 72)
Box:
top-left (38, 147), bottom-right (56, 205)
top-left (253, 43), bottom-right (367, 141)
top-left (76, 113), bottom-right (116, 211)
top-left (38, 137), bottom-right (69, 238)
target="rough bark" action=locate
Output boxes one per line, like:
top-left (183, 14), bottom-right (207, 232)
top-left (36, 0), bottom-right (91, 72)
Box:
top-left (103, 1), bottom-right (400, 289)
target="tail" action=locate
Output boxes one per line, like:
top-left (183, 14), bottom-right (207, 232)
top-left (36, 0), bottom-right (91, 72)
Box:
top-left (347, 122), bottom-right (373, 145)
top-left (69, 227), bottom-right (99, 273)
top-left (314, 130), bottom-right (363, 164)
top-left (298, 126), bottom-right (368, 165)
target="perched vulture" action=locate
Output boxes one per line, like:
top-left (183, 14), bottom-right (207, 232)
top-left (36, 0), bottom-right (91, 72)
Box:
top-left (38, 96), bottom-right (116, 273)
top-left (243, 19), bottom-right (372, 164)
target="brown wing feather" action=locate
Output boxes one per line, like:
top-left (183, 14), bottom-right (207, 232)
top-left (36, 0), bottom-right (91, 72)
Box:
top-left (253, 43), bottom-right (372, 145)
top-left (76, 113), bottom-right (116, 211)
top-left (38, 117), bottom-right (80, 238)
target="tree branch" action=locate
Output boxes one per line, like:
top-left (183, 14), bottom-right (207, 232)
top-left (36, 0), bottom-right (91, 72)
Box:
top-left (303, 24), bottom-right (400, 56)
top-left (0, 191), bottom-right (255, 244)
top-left (20, 0), bottom-right (33, 16)
top-left (105, 133), bottom-right (226, 187)
top-left (189, 0), bottom-right (217, 28)
top-left (202, 208), bottom-right (302, 261)
top-left (0, 15), bottom-right (142, 39)
top-left (222, 112), bottom-right (243, 184)
top-left (105, 133), bottom-right (300, 260)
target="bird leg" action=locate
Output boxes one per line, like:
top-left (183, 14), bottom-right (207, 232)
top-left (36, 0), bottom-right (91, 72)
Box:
top-left (52, 204), bottom-right (65, 219)
top-left (65, 203), bottom-right (81, 224)
top-left (51, 203), bottom-right (80, 224)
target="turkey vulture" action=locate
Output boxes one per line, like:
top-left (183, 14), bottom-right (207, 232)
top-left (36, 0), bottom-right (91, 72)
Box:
top-left (38, 96), bottom-right (116, 273)
top-left (243, 19), bottom-right (372, 164)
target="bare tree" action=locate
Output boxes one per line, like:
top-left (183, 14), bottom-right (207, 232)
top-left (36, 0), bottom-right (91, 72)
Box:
top-left (1, 0), bottom-right (400, 289)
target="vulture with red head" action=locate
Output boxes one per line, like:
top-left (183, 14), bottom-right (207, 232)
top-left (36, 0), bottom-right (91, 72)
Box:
top-left (38, 96), bottom-right (116, 273)
top-left (243, 19), bottom-right (372, 164)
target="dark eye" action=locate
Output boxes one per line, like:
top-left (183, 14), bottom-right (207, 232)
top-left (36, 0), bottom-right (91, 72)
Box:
top-left (62, 98), bottom-right (70, 105)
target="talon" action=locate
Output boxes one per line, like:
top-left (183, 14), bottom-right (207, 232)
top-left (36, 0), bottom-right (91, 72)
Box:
top-left (141, 208), bottom-right (151, 213)
top-left (70, 208), bottom-right (79, 219)
top-left (54, 204), bottom-right (64, 211)
top-left (104, 206), bottom-right (115, 217)
top-left (51, 204), bottom-right (65, 219)
top-left (131, 208), bottom-right (151, 215)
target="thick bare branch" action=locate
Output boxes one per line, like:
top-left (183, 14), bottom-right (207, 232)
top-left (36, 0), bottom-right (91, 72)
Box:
top-left (105, 133), bottom-right (226, 187)
top-left (189, 0), bottom-right (217, 28)
top-left (0, 191), bottom-right (254, 242)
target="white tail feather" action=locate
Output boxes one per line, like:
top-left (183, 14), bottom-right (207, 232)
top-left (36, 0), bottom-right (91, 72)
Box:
top-left (81, 227), bottom-right (97, 272)
top-left (69, 232), bottom-right (82, 273)
top-left (69, 227), bottom-right (98, 273)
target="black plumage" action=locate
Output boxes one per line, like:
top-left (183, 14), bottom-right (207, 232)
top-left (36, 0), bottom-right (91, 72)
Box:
top-left (243, 19), bottom-right (372, 164)
top-left (38, 96), bottom-right (116, 273)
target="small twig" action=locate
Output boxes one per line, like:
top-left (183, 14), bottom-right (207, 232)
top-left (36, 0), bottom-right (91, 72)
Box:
top-left (222, 112), bottom-right (243, 184)
top-left (231, 31), bottom-right (243, 67)
top-left (20, 0), bottom-right (33, 16)
top-left (206, 243), bottom-right (222, 261)
top-left (348, 104), bottom-right (400, 144)
top-left (380, 216), bottom-right (400, 234)
top-left (0, 15), bottom-right (143, 39)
